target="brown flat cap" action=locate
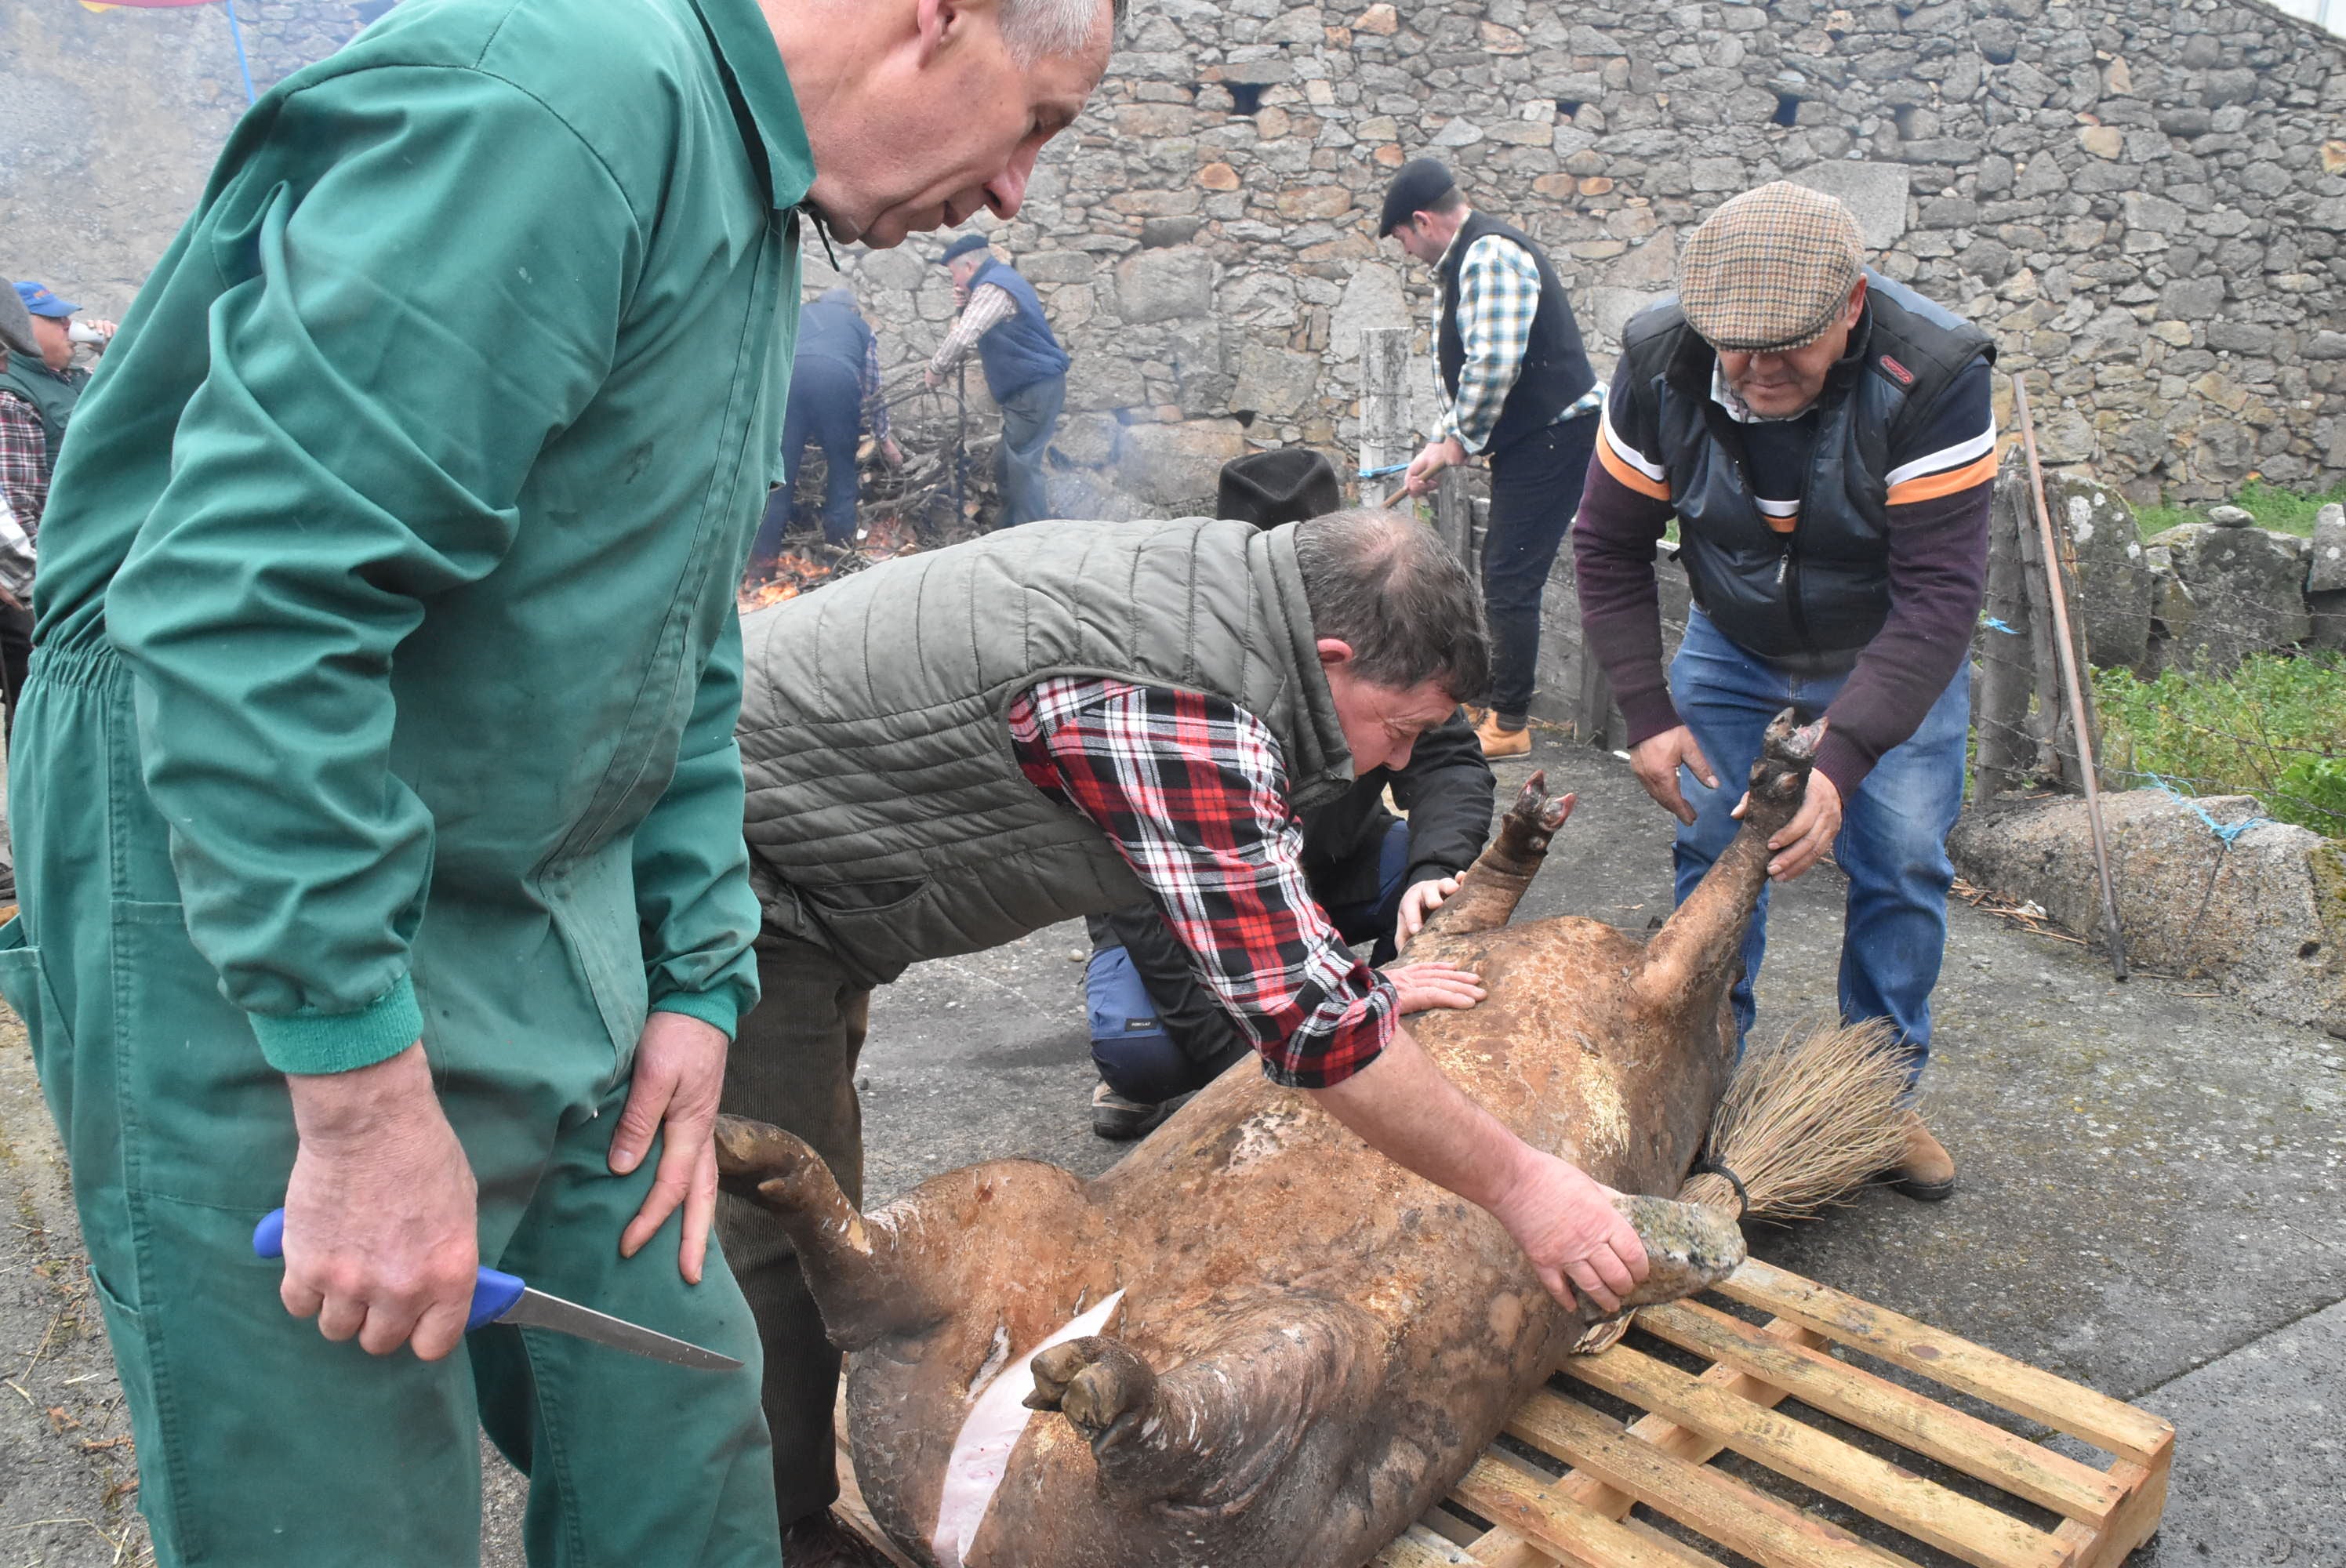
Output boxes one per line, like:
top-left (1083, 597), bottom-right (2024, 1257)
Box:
top-left (1676, 182), bottom-right (1867, 353)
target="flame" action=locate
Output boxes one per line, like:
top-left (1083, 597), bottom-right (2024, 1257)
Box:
top-left (736, 524), bottom-right (925, 614)
top-left (739, 551), bottom-right (835, 612)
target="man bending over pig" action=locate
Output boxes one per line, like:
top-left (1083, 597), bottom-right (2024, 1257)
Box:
top-left (730, 509), bottom-right (1647, 1558)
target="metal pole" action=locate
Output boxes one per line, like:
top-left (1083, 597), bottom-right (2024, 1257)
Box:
top-left (2012, 378), bottom-right (2129, 982)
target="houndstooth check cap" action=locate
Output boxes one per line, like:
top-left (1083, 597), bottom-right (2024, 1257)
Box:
top-left (1676, 182), bottom-right (1868, 353)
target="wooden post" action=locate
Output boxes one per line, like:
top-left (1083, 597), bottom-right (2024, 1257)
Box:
top-left (1433, 466), bottom-right (1474, 568)
top-left (2042, 477), bottom-right (2112, 793)
top-left (2009, 460), bottom-right (2071, 787)
top-left (1359, 328), bottom-right (1414, 505)
top-left (1973, 452), bottom-right (2036, 798)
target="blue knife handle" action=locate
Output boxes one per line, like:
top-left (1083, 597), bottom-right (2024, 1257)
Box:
top-left (252, 1208), bottom-right (525, 1333)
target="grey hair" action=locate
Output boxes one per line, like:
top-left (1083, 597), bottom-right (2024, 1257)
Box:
top-left (1292, 509), bottom-right (1491, 702)
top-left (1000, 0), bottom-right (1125, 65)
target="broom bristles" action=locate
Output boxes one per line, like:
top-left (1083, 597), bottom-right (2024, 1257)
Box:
top-left (1573, 1018), bottom-right (1912, 1357)
top-left (1677, 1017), bottom-right (1912, 1222)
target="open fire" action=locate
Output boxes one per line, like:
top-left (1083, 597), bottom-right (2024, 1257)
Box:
top-left (739, 552), bottom-right (832, 612)
top-left (736, 514), bottom-right (927, 613)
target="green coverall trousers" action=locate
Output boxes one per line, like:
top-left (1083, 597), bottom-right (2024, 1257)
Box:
top-left (715, 937), bottom-right (869, 1528)
top-left (0, 644), bottom-right (783, 1567)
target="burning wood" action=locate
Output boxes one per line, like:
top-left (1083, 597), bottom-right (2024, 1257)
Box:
top-left (739, 381), bottom-right (1000, 614)
top-left (736, 516), bottom-right (928, 614)
top-left (739, 552), bottom-right (833, 612)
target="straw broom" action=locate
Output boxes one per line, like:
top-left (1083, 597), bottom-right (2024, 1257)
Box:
top-left (1676, 1016), bottom-right (1912, 1221)
top-left (1574, 1017), bottom-right (1912, 1354)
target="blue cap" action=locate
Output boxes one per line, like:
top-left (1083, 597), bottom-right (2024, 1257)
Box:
top-left (14, 281), bottom-right (80, 318)
top-left (939, 234), bottom-right (991, 264)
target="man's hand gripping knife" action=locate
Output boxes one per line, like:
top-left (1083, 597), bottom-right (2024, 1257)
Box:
top-left (279, 1010), bottom-right (729, 1359)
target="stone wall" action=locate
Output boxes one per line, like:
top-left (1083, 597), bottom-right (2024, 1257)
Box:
top-left (815, 0), bottom-right (2346, 514)
top-left (2036, 466), bottom-right (2345, 672)
top-left (12, 0), bottom-right (2346, 506)
top-left (3, 0), bottom-right (372, 317)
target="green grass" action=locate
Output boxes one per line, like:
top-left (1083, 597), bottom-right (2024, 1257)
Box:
top-left (2136, 479), bottom-right (2346, 538)
top-left (2093, 652), bottom-right (2346, 838)
top-left (2134, 502), bottom-right (2198, 535)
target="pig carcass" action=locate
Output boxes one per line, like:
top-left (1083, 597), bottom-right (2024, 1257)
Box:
top-left (717, 712), bottom-right (1827, 1568)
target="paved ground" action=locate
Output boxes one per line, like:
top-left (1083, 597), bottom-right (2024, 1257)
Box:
top-left (1, 729), bottom-right (2339, 1564)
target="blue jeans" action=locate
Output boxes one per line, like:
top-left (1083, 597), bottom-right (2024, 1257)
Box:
top-left (994, 374), bottom-right (1065, 529)
top-left (1669, 608), bottom-right (1970, 1083)
top-left (750, 356), bottom-right (862, 563)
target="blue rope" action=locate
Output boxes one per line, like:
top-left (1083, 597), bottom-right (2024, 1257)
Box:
top-left (223, 0), bottom-right (258, 105)
top-left (2146, 772), bottom-right (2268, 845)
top-left (1980, 616), bottom-right (2020, 636)
top-left (1356, 461), bottom-right (1410, 480)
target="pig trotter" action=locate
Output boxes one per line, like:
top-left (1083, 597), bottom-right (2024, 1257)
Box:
top-left (1634, 710), bottom-right (1821, 1011)
top-left (714, 1115), bottom-right (935, 1349)
top-left (1024, 1336), bottom-right (1157, 1447)
top-left (1610, 1192), bottom-right (1746, 1308)
top-left (1024, 1302), bottom-right (1378, 1515)
top-left (1407, 771), bottom-right (1574, 951)
top-left (1745, 706), bottom-right (1826, 824)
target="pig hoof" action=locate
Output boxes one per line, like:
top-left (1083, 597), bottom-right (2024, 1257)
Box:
top-left (1499, 772), bottom-right (1576, 854)
top-left (1612, 1194), bottom-right (1747, 1309)
top-left (1759, 707), bottom-right (1826, 770)
top-left (1022, 1335), bottom-right (1157, 1443)
top-left (1746, 709), bottom-right (1827, 814)
top-left (712, 1115), bottom-right (826, 1203)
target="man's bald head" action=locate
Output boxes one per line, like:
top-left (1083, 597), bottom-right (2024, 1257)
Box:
top-left (770, 0), bottom-right (1120, 248)
top-left (1000, 0), bottom-right (1125, 64)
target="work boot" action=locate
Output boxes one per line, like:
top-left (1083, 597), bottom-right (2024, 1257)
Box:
top-left (1890, 1111), bottom-right (1957, 1202)
top-left (782, 1508), bottom-right (895, 1568)
top-left (1091, 1080), bottom-right (1198, 1142)
top-left (1474, 710), bottom-right (1532, 759)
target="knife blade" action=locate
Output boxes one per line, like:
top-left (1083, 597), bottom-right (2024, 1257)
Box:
top-left (252, 1208), bottom-right (743, 1372)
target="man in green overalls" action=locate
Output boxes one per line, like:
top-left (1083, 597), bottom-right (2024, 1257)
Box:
top-left (0, 0), bottom-right (1117, 1563)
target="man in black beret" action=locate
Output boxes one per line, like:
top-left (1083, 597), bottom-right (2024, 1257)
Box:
top-left (1379, 158), bottom-right (1601, 759)
top-left (925, 233), bottom-right (1070, 528)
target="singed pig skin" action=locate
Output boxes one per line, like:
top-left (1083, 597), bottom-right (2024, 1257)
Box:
top-left (718, 713), bottom-right (1821, 1568)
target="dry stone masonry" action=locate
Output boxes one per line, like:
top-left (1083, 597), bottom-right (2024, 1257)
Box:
top-left (11, 0), bottom-right (2346, 514)
top-left (804, 0), bottom-right (2346, 515)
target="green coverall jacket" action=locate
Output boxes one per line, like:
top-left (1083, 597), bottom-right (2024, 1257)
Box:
top-left (0, 0), bottom-right (809, 1559)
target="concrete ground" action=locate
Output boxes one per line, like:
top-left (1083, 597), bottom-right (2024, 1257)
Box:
top-left (0, 730), bottom-right (2338, 1564)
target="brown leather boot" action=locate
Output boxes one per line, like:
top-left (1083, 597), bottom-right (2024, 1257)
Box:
top-left (1473, 710), bottom-right (1531, 758)
top-left (1892, 1111), bottom-right (1957, 1202)
top-left (783, 1508), bottom-right (896, 1568)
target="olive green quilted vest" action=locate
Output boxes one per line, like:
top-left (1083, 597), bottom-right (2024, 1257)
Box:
top-left (736, 517), bottom-right (1352, 985)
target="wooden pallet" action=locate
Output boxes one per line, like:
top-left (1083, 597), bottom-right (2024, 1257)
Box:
top-left (1378, 1258), bottom-right (2172, 1568)
top-left (833, 1257), bottom-right (2172, 1568)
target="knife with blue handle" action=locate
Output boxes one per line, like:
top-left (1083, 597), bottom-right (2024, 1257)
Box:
top-left (253, 1209), bottom-right (742, 1371)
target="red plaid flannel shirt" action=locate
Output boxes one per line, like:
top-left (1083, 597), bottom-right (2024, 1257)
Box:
top-left (1008, 675), bottom-right (1397, 1089)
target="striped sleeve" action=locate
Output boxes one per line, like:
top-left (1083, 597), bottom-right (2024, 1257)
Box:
top-left (1594, 386), bottom-right (1671, 500)
top-left (1884, 360), bottom-right (1997, 506)
top-left (1007, 676), bottom-right (1398, 1090)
